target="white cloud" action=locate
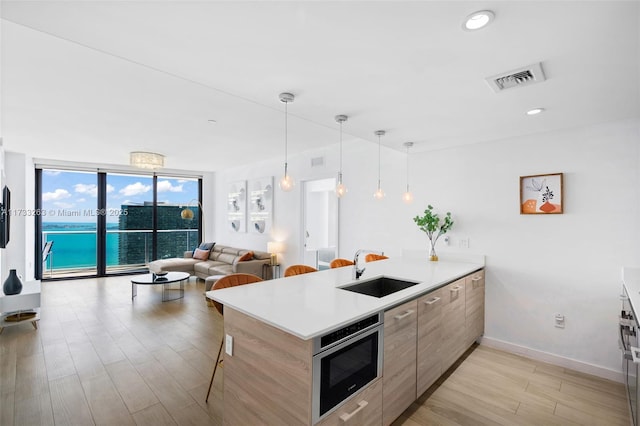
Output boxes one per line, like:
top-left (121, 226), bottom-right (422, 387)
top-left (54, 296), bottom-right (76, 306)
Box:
top-left (106, 184), bottom-right (115, 193)
top-left (120, 182), bottom-right (151, 196)
top-left (43, 188), bottom-right (71, 201)
top-left (43, 170), bottom-right (61, 176)
top-left (74, 183), bottom-right (98, 197)
top-left (157, 180), bottom-right (184, 193)
top-left (76, 198), bottom-right (86, 203)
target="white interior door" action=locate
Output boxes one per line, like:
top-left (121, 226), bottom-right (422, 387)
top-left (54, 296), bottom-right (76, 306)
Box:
top-left (302, 178), bottom-right (338, 269)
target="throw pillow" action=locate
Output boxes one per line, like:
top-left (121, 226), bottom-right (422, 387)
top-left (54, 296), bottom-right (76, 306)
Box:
top-left (238, 251), bottom-right (253, 262)
top-left (193, 248), bottom-right (211, 261)
top-left (198, 242), bottom-right (215, 251)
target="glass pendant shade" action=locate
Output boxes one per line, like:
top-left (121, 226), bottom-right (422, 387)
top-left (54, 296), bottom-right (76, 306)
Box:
top-left (279, 172), bottom-right (294, 192)
top-left (402, 190), bottom-right (414, 204)
top-left (335, 177), bottom-right (347, 198)
top-left (373, 186), bottom-right (386, 200)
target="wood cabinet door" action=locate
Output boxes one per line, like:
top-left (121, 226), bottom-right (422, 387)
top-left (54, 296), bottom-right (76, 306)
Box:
top-left (441, 278), bottom-right (466, 372)
top-left (383, 299), bottom-right (417, 426)
top-left (416, 287), bottom-right (444, 396)
top-left (465, 269), bottom-right (485, 347)
top-left (316, 379), bottom-right (382, 426)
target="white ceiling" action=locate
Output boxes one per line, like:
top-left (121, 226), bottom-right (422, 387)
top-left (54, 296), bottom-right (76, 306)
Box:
top-left (1, 1), bottom-right (638, 172)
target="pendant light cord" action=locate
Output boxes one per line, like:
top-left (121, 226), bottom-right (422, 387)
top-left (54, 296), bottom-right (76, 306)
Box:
top-left (284, 100), bottom-right (288, 177)
top-left (339, 120), bottom-right (343, 180)
top-left (406, 144), bottom-right (410, 192)
top-left (377, 133), bottom-right (381, 189)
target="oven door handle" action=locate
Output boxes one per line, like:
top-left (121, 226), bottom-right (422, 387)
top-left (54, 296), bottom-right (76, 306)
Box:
top-left (339, 401), bottom-right (368, 423)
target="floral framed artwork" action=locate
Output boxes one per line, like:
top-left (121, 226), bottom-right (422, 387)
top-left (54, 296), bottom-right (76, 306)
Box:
top-left (520, 173), bottom-right (563, 214)
top-left (228, 181), bottom-right (247, 232)
top-left (248, 177), bottom-right (273, 234)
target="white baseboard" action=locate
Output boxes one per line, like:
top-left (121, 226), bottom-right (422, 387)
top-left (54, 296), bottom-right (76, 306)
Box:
top-left (480, 336), bottom-right (624, 384)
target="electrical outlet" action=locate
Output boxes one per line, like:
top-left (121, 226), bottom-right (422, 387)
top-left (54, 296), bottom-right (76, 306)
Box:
top-left (225, 334), bottom-right (233, 356)
top-left (554, 314), bottom-right (565, 328)
top-left (459, 238), bottom-right (469, 248)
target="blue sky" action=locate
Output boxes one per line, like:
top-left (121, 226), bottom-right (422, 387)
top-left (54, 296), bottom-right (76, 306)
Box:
top-left (41, 170), bottom-right (198, 223)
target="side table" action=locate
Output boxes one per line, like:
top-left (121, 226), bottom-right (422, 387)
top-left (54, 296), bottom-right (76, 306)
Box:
top-left (262, 264), bottom-right (281, 280)
top-left (0, 280), bottom-right (41, 334)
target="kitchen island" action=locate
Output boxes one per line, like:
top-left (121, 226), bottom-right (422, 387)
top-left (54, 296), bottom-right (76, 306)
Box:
top-left (209, 256), bottom-right (485, 425)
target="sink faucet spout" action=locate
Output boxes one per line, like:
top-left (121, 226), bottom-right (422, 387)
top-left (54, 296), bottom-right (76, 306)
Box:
top-left (352, 249), bottom-right (384, 280)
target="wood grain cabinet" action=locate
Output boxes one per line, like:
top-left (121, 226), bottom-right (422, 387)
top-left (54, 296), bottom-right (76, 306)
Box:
top-left (221, 269), bottom-right (484, 426)
top-left (383, 299), bottom-right (417, 426)
top-left (316, 379), bottom-right (382, 426)
top-left (440, 278), bottom-right (466, 372)
top-left (465, 270), bottom-right (485, 347)
top-left (416, 287), bottom-right (444, 396)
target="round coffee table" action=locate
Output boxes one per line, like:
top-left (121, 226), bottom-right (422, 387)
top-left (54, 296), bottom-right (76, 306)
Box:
top-left (131, 272), bottom-right (190, 302)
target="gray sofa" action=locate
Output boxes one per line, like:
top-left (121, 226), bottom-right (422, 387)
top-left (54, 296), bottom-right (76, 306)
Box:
top-left (147, 244), bottom-right (271, 280)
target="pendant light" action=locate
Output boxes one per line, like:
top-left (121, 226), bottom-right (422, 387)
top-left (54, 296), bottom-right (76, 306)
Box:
top-left (402, 142), bottom-right (414, 204)
top-left (335, 114), bottom-right (348, 198)
top-left (278, 92), bottom-right (295, 192)
top-left (373, 130), bottom-right (386, 200)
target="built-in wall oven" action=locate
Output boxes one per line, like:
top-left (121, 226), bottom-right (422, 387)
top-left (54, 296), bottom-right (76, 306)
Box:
top-left (312, 312), bottom-right (383, 424)
top-left (620, 285), bottom-right (639, 425)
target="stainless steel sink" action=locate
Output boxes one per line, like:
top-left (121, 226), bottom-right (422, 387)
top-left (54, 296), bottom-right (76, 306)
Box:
top-left (339, 276), bottom-right (421, 298)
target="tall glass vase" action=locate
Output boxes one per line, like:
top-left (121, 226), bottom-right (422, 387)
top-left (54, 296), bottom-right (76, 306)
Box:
top-left (429, 240), bottom-right (438, 261)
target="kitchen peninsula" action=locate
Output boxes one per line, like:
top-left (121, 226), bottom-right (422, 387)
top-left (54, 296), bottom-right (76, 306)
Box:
top-left (209, 256), bottom-right (485, 425)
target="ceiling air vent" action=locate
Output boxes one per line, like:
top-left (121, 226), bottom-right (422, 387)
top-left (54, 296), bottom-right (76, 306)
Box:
top-left (485, 62), bottom-right (546, 93)
top-left (311, 156), bottom-right (324, 167)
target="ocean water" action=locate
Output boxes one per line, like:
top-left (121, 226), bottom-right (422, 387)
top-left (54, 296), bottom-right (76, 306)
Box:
top-left (42, 222), bottom-right (122, 269)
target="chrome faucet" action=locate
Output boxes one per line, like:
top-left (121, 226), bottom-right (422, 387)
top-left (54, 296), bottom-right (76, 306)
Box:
top-left (353, 249), bottom-right (384, 280)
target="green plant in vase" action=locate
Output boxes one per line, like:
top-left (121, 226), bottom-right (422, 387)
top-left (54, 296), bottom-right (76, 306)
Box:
top-left (413, 205), bottom-right (454, 261)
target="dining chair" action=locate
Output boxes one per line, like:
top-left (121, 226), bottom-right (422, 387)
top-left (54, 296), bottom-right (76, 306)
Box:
top-left (284, 264), bottom-right (318, 277)
top-left (330, 258), bottom-right (354, 268)
top-left (205, 273), bottom-right (263, 402)
top-left (365, 253), bottom-right (389, 262)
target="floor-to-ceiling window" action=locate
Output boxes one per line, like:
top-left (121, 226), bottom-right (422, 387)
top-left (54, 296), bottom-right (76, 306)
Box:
top-left (36, 168), bottom-right (202, 279)
top-left (39, 169), bottom-right (99, 277)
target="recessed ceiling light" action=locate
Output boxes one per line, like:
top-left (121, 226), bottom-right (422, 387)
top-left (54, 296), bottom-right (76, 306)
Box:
top-left (462, 10), bottom-right (495, 31)
top-left (526, 108), bottom-right (545, 116)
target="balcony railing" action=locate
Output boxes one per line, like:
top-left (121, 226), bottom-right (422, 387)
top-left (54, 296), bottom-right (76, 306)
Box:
top-left (41, 228), bottom-right (199, 277)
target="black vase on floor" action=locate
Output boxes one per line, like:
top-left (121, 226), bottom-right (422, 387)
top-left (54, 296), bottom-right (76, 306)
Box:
top-left (3, 269), bottom-right (23, 295)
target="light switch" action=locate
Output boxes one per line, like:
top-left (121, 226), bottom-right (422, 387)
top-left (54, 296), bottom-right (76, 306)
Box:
top-left (225, 334), bottom-right (233, 356)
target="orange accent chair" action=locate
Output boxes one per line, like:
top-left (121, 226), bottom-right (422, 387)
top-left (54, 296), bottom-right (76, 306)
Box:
top-left (206, 273), bottom-right (263, 402)
top-left (365, 253), bottom-right (389, 262)
top-left (330, 258), bottom-right (355, 268)
top-left (284, 264), bottom-right (318, 277)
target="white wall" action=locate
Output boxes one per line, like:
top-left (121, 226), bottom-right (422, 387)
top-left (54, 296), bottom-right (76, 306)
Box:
top-left (3, 151), bottom-right (35, 282)
top-left (404, 119), bottom-right (639, 378)
top-left (213, 118), bottom-right (640, 378)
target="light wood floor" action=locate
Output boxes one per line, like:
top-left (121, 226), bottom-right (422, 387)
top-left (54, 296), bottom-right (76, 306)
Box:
top-left (0, 276), bottom-right (630, 426)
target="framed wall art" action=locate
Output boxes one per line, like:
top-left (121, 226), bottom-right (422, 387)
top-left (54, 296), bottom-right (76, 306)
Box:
top-left (248, 177), bottom-right (273, 234)
top-left (520, 173), bottom-right (563, 214)
top-left (228, 181), bottom-right (247, 232)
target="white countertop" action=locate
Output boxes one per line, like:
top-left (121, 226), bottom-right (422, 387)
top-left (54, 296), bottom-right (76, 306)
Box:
top-left (208, 257), bottom-right (484, 340)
